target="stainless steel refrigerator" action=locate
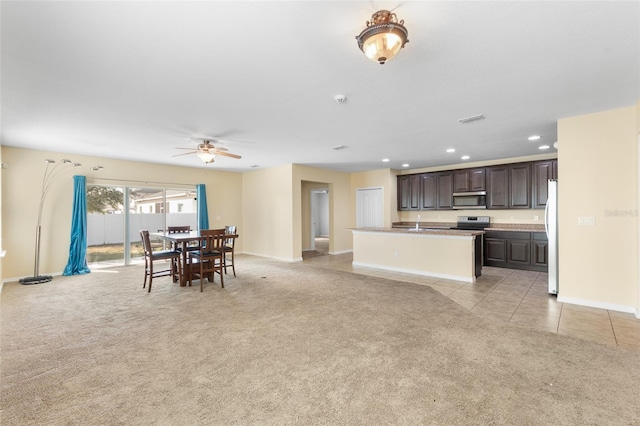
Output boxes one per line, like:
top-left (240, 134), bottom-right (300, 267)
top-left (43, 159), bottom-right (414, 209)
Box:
top-left (545, 179), bottom-right (559, 294)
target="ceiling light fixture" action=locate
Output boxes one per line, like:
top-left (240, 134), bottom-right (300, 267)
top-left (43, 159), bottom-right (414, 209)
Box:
top-left (446, 148), bottom-right (456, 153)
top-left (355, 10), bottom-right (409, 65)
top-left (539, 145), bottom-right (550, 150)
top-left (528, 135), bottom-right (541, 141)
top-left (382, 158), bottom-right (390, 162)
top-left (197, 152), bottom-right (215, 164)
top-left (461, 155), bottom-right (470, 160)
top-left (402, 163), bottom-right (410, 168)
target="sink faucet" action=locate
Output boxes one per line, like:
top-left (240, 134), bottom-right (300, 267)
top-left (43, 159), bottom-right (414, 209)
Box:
top-left (416, 214), bottom-right (421, 230)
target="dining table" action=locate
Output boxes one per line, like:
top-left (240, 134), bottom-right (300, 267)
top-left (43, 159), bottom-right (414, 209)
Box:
top-left (150, 230), bottom-right (238, 287)
top-left (150, 230), bottom-right (202, 287)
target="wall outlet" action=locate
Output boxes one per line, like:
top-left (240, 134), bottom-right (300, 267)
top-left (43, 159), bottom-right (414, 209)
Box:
top-left (578, 216), bottom-right (595, 226)
top-left (394, 251), bottom-right (399, 258)
top-left (533, 215), bottom-right (539, 221)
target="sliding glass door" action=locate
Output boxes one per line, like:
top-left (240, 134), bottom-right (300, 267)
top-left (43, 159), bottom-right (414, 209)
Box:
top-left (87, 184), bottom-right (196, 268)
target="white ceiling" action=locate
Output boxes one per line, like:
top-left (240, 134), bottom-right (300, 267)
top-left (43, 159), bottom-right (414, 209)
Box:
top-left (2, 1), bottom-right (639, 173)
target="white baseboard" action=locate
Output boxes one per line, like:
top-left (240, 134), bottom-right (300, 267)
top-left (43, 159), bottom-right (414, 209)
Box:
top-left (557, 295), bottom-right (639, 317)
top-left (352, 261), bottom-right (474, 283)
top-left (242, 251), bottom-right (303, 262)
top-left (329, 249), bottom-right (353, 255)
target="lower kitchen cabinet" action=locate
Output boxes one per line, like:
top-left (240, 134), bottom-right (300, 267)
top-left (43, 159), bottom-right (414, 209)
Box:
top-left (484, 231), bottom-right (548, 272)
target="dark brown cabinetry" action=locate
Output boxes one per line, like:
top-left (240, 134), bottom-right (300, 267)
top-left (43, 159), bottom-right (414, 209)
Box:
top-left (486, 166), bottom-right (509, 209)
top-left (532, 160), bottom-right (558, 208)
top-left (397, 158), bottom-right (553, 211)
top-left (484, 231), bottom-right (547, 271)
top-left (397, 175), bottom-right (421, 211)
top-left (420, 173), bottom-right (437, 210)
top-left (509, 163), bottom-right (531, 208)
top-left (453, 168), bottom-right (486, 192)
top-left (437, 171), bottom-right (453, 210)
top-left (486, 163), bottom-right (531, 209)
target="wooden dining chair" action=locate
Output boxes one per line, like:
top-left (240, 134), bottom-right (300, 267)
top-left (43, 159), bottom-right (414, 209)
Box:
top-left (167, 226), bottom-right (191, 233)
top-left (223, 225), bottom-right (238, 276)
top-left (139, 230), bottom-right (182, 293)
top-left (187, 228), bottom-right (226, 292)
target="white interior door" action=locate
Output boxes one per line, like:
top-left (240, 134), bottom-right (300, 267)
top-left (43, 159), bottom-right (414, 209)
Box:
top-left (356, 187), bottom-right (383, 228)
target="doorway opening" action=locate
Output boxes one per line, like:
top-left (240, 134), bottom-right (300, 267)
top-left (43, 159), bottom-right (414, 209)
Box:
top-left (302, 183), bottom-right (330, 259)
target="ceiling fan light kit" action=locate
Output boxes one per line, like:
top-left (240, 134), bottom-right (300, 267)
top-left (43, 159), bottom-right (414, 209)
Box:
top-left (173, 139), bottom-right (241, 165)
top-left (355, 10), bottom-right (409, 64)
top-left (197, 151), bottom-right (215, 164)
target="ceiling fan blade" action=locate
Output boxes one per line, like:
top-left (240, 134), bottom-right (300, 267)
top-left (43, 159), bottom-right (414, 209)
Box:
top-left (172, 151), bottom-right (197, 157)
top-left (174, 147), bottom-right (197, 150)
top-left (214, 151), bottom-right (241, 159)
top-left (212, 146), bottom-right (228, 151)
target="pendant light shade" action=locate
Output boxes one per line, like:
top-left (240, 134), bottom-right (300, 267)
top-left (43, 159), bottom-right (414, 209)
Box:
top-left (355, 10), bottom-right (409, 64)
top-left (197, 152), bottom-right (215, 164)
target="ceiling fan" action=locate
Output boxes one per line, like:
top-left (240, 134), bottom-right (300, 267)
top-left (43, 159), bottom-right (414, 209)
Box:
top-left (173, 139), bottom-right (241, 164)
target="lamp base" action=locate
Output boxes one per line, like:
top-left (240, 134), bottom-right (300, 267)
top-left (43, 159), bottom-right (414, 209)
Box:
top-left (19, 275), bottom-right (53, 285)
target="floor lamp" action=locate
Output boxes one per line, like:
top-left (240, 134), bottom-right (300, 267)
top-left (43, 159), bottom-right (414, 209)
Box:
top-left (19, 159), bottom-right (82, 285)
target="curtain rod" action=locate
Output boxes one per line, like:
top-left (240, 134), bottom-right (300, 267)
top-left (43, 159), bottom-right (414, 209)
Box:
top-left (87, 177), bottom-right (198, 188)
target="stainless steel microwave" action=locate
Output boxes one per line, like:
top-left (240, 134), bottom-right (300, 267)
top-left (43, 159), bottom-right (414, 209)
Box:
top-left (452, 191), bottom-right (487, 209)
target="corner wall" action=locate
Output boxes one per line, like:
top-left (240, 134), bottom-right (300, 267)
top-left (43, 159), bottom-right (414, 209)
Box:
top-left (242, 164), bottom-right (295, 261)
top-left (558, 105), bottom-right (638, 313)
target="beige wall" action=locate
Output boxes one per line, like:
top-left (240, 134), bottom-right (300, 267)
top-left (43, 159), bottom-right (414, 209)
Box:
top-left (1, 146), bottom-right (243, 280)
top-left (558, 105), bottom-right (638, 313)
top-left (241, 164), bottom-right (294, 261)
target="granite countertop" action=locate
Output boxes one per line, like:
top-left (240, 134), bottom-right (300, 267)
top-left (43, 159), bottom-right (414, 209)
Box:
top-left (392, 222), bottom-right (545, 232)
top-left (351, 227), bottom-right (484, 236)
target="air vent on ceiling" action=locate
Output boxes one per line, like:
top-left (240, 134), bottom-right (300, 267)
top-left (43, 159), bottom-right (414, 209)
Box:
top-left (458, 114), bottom-right (485, 124)
top-left (332, 145), bottom-right (349, 150)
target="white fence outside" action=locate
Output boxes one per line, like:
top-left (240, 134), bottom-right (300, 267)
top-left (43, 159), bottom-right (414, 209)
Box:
top-left (87, 213), bottom-right (197, 246)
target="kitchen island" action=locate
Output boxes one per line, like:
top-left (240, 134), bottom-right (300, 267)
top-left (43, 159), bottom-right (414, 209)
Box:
top-left (350, 227), bottom-right (484, 283)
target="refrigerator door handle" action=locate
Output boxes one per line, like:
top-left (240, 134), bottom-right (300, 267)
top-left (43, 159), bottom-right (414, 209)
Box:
top-left (544, 197), bottom-right (550, 237)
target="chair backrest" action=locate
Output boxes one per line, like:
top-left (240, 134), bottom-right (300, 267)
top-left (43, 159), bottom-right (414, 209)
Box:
top-left (200, 228), bottom-right (226, 251)
top-left (168, 226), bottom-right (191, 233)
top-left (224, 225), bottom-right (237, 247)
top-left (139, 230), bottom-right (152, 255)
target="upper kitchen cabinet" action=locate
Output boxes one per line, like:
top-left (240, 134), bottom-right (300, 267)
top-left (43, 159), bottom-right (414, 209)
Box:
top-left (486, 163), bottom-right (532, 209)
top-left (420, 173), bottom-right (437, 210)
top-left (437, 171), bottom-right (453, 209)
top-left (509, 163), bottom-right (531, 208)
top-left (532, 160), bottom-right (558, 208)
top-left (453, 168), bottom-right (486, 192)
top-left (486, 166), bottom-right (509, 208)
top-left (397, 174), bottom-right (421, 211)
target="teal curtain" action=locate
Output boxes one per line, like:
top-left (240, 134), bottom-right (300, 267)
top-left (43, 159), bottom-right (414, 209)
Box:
top-left (63, 176), bottom-right (91, 276)
top-left (197, 184), bottom-right (209, 231)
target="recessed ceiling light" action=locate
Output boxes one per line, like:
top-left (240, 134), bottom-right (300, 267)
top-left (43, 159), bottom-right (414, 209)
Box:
top-left (402, 163), bottom-right (410, 168)
top-left (446, 148), bottom-right (456, 153)
top-left (382, 158), bottom-right (390, 162)
top-left (461, 155), bottom-right (470, 160)
top-left (539, 145), bottom-right (550, 150)
top-left (528, 135), bottom-right (541, 141)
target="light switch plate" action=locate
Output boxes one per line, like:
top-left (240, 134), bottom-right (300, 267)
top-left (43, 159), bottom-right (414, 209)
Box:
top-left (578, 216), bottom-right (595, 226)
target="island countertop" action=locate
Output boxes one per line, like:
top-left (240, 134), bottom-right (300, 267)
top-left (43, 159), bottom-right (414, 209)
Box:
top-left (351, 227), bottom-right (485, 237)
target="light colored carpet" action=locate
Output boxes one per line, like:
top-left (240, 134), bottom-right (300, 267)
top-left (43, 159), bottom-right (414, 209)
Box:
top-left (1, 255), bottom-right (639, 425)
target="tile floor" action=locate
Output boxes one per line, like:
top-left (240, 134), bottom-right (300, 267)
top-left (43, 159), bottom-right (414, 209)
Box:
top-left (303, 248), bottom-right (640, 351)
